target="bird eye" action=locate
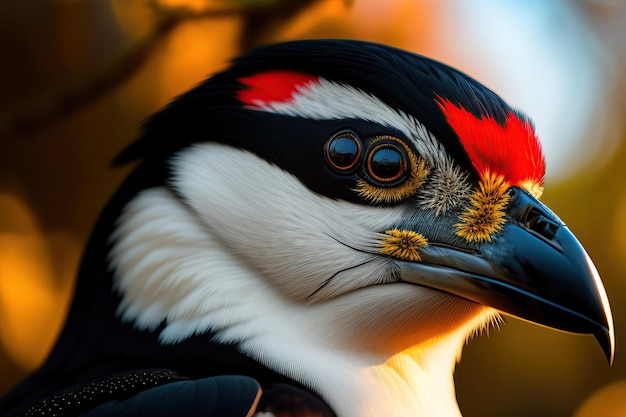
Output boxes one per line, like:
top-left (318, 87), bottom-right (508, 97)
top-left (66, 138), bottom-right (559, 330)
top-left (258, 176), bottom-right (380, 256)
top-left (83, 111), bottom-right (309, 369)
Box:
top-left (325, 131), bottom-right (362, 172)
top-left (366, 143), bottom-right (406, 184)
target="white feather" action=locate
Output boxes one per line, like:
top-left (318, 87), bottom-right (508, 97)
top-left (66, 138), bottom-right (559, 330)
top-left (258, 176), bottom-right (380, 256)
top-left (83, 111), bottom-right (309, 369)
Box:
top-left (109, 144), bottom-right (497, 417)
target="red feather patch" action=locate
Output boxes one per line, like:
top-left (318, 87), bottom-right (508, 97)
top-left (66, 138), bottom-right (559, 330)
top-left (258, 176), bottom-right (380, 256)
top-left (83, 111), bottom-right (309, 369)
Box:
top-left (438, 99), bottom-right (545, 187)
top-left (237, 71), bottom-right (318, 107)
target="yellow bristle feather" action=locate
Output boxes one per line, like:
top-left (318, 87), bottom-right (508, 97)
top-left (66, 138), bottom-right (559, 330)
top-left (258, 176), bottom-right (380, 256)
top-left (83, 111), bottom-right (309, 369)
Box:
top-left (379, 229), bottom-right (428, 262)
top-left (455, 170), bottom-right (510, 243)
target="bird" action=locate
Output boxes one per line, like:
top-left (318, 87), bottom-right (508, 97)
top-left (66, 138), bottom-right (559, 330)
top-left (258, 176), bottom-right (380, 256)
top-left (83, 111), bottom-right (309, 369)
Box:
top-left (0, 39), bottom-right (615, 417)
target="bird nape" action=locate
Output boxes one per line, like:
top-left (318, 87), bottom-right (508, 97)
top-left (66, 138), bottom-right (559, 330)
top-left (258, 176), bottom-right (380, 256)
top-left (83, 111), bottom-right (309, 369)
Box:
top-left (0, 40), bottom-right (614, 417)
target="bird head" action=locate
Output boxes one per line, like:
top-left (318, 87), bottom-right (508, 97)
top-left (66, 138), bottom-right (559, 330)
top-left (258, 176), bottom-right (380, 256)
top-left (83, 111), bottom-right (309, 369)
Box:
top-left (10, 39), bottom-right (611, 417)
top-left (110, 40), bottom-right (613, 364)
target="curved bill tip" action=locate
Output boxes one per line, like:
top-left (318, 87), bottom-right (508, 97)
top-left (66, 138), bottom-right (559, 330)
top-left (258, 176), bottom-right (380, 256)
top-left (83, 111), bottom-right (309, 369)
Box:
top-left (584, 249), bottom-right (615, 365)
top-left (595, 325), bottom-right (615, 366)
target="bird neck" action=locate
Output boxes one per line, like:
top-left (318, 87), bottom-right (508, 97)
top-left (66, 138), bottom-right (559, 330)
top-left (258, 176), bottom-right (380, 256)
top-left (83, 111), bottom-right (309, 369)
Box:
top-left (278, 327), bottom-right (477, 417)
top-left (110, 186), bottom-right (496, 417)
top-left (287, 298), bottom-right (492, 417)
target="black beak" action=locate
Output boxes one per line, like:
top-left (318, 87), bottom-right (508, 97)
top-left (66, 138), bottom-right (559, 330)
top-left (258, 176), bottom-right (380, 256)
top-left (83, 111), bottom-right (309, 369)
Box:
top-left (398, 187), bottom-right (615, 364)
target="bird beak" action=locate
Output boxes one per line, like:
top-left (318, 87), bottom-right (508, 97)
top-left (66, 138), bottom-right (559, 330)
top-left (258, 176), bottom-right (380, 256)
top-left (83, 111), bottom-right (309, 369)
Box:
top-left (398, 187), bottom-right (615, 364)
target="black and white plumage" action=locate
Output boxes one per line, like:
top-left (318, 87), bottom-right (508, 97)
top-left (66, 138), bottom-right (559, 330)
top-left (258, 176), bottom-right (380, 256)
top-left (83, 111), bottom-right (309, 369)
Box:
top-left (0, 40), bottom-right (614, 417)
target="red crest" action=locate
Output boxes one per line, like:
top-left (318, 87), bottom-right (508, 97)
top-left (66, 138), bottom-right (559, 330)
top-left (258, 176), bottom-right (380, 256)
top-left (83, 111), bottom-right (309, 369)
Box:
top-left (437, 99), bottom-right (545, 187)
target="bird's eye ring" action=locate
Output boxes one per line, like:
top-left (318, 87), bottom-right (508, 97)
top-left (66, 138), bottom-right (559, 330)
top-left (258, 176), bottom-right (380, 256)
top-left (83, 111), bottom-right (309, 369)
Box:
top-left (325, 131), bottom-right (362, 173)
top-left (354, 135), bottom-right (426, 204)
top-left (366, 142), bottom-right (407, 185)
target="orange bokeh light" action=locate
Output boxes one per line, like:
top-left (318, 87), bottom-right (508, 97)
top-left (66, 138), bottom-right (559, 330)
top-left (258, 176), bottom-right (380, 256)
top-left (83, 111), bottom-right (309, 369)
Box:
top-left (0, 194), bottom-right (75, 372)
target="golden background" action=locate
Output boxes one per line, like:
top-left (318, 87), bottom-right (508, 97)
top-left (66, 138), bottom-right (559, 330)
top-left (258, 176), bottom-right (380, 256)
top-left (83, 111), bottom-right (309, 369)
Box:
top-left (0, 1), bottom-right (624, 416)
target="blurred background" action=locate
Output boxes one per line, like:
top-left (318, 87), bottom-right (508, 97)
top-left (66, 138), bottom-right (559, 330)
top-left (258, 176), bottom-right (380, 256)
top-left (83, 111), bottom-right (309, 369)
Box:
top-left (0, 0), bottom-right (624, 416)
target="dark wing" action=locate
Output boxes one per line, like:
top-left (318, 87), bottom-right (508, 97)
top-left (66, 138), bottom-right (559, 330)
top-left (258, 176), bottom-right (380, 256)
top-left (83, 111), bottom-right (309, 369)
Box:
top-left (20, 369), bottom-right (337, 417)
top-left (21, 372), bottom-right (262, 417)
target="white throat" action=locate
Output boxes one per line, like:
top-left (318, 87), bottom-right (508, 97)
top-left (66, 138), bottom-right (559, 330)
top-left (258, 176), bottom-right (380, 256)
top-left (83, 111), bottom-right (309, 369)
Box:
top-left (109, 145), bottom-right (497, 417)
